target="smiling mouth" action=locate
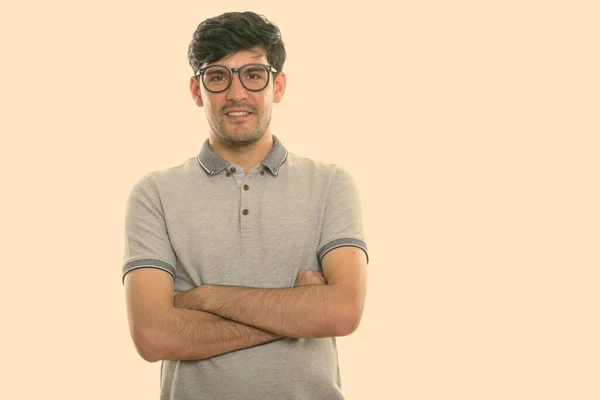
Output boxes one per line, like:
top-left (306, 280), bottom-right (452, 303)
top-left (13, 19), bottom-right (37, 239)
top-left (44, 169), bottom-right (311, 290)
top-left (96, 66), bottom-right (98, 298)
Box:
top-left (226, 111), bottom-right (252, 116)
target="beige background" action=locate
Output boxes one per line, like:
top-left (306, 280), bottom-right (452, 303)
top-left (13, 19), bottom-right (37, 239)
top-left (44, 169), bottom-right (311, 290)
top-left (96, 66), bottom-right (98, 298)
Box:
top-left (1, 1), bottom-right (598, 399)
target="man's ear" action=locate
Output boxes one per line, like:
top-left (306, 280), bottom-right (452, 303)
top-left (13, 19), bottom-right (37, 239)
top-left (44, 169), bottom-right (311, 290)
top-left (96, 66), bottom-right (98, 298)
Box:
top-left (273, 72), bottom-right (286, 103)
top-left (189, 76), bottom-right (204, 107)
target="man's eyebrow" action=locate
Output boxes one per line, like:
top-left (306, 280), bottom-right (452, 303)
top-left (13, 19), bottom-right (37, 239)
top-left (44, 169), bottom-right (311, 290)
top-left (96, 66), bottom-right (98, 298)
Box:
top-left (205, 68), bottom-right (227, 75)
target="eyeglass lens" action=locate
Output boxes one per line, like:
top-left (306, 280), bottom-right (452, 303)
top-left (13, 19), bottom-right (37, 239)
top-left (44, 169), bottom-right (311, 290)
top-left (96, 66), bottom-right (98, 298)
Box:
top-left (203, 64), bottom-right (270, 92)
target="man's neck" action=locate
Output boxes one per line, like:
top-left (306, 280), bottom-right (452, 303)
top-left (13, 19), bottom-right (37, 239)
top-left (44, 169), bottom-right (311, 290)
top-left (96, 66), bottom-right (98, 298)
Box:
top-left (208, 133), bottom-right (274, 175)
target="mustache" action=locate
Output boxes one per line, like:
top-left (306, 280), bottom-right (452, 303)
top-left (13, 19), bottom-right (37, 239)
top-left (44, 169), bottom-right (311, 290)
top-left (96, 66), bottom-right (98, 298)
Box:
top-left (220, 104), bottom-right (258, 114)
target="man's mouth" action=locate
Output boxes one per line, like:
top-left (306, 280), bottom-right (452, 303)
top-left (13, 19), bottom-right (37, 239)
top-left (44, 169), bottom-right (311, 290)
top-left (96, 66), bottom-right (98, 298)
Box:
top-left (223, 105), bottom-right (256, 117)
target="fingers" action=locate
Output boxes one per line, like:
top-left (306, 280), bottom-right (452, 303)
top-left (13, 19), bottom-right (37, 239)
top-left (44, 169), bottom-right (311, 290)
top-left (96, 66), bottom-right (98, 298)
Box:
top-left (294, 269), bottom-right (326, 286)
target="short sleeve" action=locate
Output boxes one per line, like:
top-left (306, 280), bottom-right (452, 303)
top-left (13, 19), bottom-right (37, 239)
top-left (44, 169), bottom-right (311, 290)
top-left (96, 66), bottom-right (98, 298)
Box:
top-left (122, 174), bottom-right (177, 284)
top-left (317, 166), bottom-right (369, 265)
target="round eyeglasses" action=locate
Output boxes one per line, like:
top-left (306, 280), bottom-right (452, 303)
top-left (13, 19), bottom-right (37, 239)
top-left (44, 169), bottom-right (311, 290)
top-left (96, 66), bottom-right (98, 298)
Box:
top-left (195, 63), bottom-right (278, 93)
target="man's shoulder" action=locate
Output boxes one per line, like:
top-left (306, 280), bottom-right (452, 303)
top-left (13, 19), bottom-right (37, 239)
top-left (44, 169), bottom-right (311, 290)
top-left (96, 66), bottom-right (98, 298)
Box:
top-left (146, 156), bottom-right (199, 180)
top-left (131, 156), bottom-right (199, 193)
top-left (285, 152), bottom-right (357, 190)
top-left (285, 152), bottom-right (343, 177)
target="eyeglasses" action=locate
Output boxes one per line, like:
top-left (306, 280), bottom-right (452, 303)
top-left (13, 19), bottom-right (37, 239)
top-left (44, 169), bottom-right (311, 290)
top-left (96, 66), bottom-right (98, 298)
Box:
top-left (195, 63), bottom-right (278, 93)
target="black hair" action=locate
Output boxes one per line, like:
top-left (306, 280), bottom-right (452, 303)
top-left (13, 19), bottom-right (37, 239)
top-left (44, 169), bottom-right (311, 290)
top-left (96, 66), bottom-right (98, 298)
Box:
top-left (188, 12), bottom-right (286, 75)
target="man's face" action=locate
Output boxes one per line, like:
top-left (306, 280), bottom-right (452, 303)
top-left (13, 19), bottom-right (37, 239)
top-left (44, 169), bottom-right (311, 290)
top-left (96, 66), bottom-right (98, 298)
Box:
top-left (190, 47), bottom-right (286, 148)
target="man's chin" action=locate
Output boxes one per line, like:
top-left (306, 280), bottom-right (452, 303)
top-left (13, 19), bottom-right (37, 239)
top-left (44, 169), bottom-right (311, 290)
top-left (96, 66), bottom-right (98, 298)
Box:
top-left (219, 130), bottom-right (264, 147)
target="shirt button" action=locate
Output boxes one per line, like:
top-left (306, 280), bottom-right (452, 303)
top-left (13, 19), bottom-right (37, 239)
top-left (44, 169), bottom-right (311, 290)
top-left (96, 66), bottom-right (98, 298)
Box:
top-left (243, 184), bottom-right (249, 190)
top-left (242, 209), bottom-right (249, 215)
top-left (260, 171), bottom-right (265, 176)
top-left (230, 167), bottom-right (237, 173)
top-left (226, 172), bottom-right (231, 177)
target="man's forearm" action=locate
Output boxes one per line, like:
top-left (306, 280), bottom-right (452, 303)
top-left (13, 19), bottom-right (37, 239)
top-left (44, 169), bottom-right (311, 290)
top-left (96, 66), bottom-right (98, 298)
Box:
top-left (142, 306), bottom-right (282, 362)
top-left (176, 284), bottom-right (357, 338)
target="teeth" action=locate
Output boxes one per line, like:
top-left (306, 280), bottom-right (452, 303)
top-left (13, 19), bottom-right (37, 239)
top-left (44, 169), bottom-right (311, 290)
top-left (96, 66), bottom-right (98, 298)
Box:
top-left (227, 112), bottom-right (249, 116)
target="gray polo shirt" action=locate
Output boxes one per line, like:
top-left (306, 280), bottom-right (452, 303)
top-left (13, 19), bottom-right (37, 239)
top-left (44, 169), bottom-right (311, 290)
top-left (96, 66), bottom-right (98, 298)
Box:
top-left (122, 135), bottom-right (368, 400)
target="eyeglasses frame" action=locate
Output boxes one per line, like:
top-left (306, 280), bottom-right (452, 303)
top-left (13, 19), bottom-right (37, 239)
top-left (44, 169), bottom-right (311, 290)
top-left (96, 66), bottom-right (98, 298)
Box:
top-left (194, 63), bottom-right (279, 94)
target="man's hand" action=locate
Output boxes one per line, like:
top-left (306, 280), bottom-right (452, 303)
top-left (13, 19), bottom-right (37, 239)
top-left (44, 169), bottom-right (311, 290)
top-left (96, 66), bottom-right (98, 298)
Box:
top-left (173, 269), bottom-right (327, 310)
top-left (294, 269), bottom-right (326, 287)
top-left (173, 290), bottom-right (205, 311)
top-left (173, 292), bottom-right (186, 309)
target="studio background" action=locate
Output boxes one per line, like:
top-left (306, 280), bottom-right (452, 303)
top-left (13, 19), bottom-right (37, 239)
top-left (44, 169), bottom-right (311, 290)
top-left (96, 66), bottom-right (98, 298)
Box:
top-left (1, 1), bottom-right (598, 399)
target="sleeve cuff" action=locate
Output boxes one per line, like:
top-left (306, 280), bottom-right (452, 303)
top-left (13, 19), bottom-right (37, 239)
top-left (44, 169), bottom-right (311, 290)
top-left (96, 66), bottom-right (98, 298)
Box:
top-left (122, 259), bottom-right (176, 284)
top-left (317, 238), bottom-right (369, 265)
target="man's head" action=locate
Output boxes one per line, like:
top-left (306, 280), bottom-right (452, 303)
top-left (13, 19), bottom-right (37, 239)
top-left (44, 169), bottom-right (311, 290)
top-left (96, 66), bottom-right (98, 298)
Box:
top-left (188, 12), bottom-right (287, 148)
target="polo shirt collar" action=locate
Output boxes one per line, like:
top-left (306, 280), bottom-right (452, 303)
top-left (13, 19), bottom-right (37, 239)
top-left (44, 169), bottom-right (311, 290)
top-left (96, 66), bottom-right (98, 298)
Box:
top-left (197, 134), bottom-right (288, 176)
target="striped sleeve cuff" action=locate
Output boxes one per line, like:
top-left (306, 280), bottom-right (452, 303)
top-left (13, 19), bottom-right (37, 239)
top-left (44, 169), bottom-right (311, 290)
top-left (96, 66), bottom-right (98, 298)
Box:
top-left (317, 238), bottom-right (369, 265)
top-left (122, 259), bottom-right (176, 284)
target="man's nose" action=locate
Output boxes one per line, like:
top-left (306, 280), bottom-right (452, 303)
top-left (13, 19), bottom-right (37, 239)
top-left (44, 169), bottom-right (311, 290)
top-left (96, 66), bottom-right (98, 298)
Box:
top-left (225, 72), bottom-right (248, 102)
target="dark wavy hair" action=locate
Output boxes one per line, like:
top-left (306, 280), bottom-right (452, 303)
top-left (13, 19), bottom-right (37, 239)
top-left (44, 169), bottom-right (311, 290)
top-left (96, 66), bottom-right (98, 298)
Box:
top-left (188, 12), bottom-right (286, 75)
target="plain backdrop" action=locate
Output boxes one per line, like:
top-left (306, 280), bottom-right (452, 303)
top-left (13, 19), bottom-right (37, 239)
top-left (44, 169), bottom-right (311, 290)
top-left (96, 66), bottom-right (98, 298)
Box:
top-left (1, 1), bottom-right (599, 399)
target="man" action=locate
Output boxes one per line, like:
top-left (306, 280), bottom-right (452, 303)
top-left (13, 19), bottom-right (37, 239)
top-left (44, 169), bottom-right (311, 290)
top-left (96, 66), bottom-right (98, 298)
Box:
top-left (122, 11), bottom-right (369, 400)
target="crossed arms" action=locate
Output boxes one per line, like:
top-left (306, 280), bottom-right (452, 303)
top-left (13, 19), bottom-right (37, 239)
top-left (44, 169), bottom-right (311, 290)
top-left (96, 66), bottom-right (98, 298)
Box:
top-left (124, 246), bottom-right (367, 363)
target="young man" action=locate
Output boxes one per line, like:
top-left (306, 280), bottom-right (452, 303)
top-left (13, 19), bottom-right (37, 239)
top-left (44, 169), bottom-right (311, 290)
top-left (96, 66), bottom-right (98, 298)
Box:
top-left (123, 11), bottom-right (369, 400)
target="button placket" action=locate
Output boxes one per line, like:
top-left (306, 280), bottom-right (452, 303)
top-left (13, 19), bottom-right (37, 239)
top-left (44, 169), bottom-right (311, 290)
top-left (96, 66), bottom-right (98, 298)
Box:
top-left (240, 174), bottom-right (251, 219)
